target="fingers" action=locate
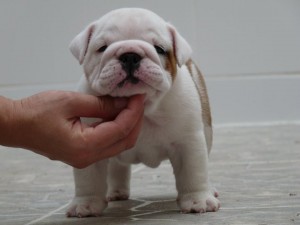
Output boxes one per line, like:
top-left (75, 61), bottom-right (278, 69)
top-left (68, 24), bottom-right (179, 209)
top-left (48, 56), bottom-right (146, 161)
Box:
top-left (109, 94), bottom-right (145, 141)
top-left (122, 106), bottom-right (144, 149)
top-left (93, 109), bottom-right (144, 162)
top-left (67, 92), bottom-right (129, 120)
top-left (65, 94), bottom-right (145, 168)
top-left (82, 94), bottom-right (145, 150)
top-left (71, 95), bottom-right (145, 168)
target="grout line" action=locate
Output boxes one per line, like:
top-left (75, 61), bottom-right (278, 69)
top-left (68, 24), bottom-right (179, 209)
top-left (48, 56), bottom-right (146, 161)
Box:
top-left (24, 202), bottom-right (70, 225)
top-left (129, 198), bottom-right (176, 221)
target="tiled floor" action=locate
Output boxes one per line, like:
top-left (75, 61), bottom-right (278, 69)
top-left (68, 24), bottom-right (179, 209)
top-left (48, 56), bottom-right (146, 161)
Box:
top-left (0, 124), bottom-right (299, 225)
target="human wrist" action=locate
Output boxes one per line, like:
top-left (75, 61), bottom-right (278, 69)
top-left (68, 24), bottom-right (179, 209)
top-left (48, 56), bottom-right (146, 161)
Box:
top-left (0, 96), bottom-right (32, 148)
top-left (0, 96), bottom-right (16, 146)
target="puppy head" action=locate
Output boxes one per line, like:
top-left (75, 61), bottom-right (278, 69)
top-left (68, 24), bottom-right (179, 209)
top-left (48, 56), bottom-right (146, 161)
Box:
top-left (70, 8), bottom-right (192, 99)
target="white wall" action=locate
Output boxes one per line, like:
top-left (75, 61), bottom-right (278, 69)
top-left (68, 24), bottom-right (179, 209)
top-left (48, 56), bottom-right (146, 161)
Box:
top-left (1, 0), bottom-right (300, 125)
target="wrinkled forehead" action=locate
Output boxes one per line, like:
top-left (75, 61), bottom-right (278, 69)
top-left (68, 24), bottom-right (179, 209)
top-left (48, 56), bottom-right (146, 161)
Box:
top-left (93, 9), bottom-right (170, 43)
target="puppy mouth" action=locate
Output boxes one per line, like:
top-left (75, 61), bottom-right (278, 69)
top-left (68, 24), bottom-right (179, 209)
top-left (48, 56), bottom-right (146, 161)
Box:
top-left (118, 76), bottom-right (140, 87)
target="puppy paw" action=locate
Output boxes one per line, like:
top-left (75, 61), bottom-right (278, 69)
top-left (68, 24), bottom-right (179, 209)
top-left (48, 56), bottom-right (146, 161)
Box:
top-left (107, 189), bottom-right (129, 201)
top-left (66, 196), bottom-right (107, 217)
top-left (178, 191), bottom-right (220, 213)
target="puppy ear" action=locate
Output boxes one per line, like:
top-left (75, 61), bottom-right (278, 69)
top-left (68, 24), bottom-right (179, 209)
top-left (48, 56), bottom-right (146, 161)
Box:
top-left (69, 24), bottom-right (95, 65)
top-left (168, 24), bottom-right (192, 67)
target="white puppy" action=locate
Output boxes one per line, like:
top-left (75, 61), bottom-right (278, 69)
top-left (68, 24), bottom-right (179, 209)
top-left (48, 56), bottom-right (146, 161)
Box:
top-left (66, 8), bottom-right (220, 217)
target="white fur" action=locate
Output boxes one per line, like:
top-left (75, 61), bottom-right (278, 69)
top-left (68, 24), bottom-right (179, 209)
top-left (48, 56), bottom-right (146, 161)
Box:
top-left (66, 8), bottom-right (220, 217)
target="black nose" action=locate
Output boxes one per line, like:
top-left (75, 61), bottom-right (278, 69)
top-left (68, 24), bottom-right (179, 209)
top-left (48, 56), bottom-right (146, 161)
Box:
top-left (118, 53), bottom-right (142, 86)
top-left (119, 52), bottom-right (142, 70)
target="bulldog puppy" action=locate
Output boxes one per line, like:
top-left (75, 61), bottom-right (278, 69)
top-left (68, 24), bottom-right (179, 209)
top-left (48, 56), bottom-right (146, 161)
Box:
top-left (66, 8), bottom-right (220, 217)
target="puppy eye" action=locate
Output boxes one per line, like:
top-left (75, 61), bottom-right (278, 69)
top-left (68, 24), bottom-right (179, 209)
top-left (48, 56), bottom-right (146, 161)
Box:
top-left (97, 45), bottom-right (108, 53)
top-left (154, 45), bottom-right (167, 55)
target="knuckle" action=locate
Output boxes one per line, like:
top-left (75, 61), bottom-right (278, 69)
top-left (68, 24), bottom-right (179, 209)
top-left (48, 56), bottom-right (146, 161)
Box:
top-left (52, 91), bottom-right (77, 107)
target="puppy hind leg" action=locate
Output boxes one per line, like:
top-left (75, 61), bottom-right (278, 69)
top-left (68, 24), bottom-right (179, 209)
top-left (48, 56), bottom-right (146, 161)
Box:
top-left (107, 158), bottom-right (131, 201)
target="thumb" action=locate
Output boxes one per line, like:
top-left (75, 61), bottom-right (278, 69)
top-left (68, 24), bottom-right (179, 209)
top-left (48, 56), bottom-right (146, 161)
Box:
top-left (69, 93), bottom-right (129, 120)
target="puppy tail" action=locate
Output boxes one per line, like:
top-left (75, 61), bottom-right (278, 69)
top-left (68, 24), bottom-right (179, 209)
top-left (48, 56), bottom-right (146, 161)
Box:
top-left (186, 59), bottom-right (213, 155)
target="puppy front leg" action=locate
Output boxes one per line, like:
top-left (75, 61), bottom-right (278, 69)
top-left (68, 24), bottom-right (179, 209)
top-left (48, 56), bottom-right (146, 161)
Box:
top-left (169, 132), bottom-right (220, 213)
top-left (66, 160), bottom-right (108, 217)
top-left (107, 158), bottom-right (131, 201)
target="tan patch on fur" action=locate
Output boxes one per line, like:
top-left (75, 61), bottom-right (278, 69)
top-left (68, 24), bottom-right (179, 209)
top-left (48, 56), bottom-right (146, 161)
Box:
top-left (165, 50), bottom-right (177, 80)
top-left (186, 59), bottom-right (213, 152)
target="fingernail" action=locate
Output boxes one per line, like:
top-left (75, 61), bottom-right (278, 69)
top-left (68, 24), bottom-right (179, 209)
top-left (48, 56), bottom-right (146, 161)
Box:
top-left (114, 98), bottom-right (128, 109)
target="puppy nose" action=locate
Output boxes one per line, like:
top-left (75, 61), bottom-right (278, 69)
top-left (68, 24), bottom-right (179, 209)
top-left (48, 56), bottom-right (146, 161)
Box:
top-left (119, 52), bottom-right (142, 69)
top-left (118, 53), bottom-right (141, 86)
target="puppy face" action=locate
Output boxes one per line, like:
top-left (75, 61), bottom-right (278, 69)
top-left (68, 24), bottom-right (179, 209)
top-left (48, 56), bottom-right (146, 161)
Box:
top-left (70, 8), bottom-right (192, 99)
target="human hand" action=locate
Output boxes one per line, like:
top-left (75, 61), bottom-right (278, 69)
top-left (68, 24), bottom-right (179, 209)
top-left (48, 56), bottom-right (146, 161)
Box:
top-left (2, 91), bottom-right (144, 168)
